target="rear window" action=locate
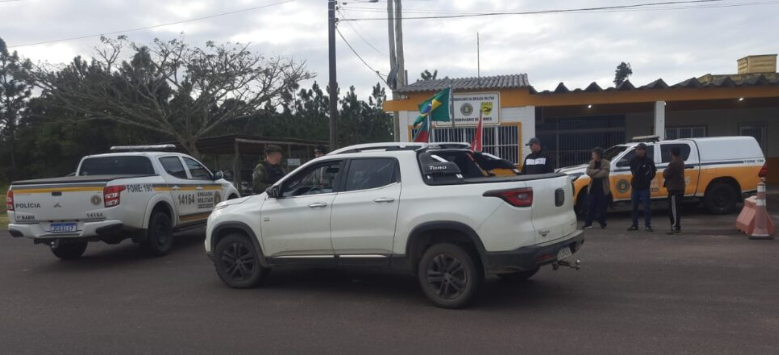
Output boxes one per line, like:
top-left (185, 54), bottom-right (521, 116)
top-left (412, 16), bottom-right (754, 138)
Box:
top-left (78, 156), bottom-right (155, 176)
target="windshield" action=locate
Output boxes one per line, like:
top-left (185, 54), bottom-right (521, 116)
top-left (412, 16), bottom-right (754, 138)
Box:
top-left (603, 145), bottom-right (628, 161)
top-left (79, 156), bottom-right (155, 176)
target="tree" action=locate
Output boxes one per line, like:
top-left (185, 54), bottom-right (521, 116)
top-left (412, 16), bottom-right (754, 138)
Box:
top-left (419, 69), bottom-right (438, 81)
top-left (28, 36), bottom-right (312, 157)
top-left (0, 36), bottom-right (32, 181)
top-left (613, 62), bottom-right (633, 86)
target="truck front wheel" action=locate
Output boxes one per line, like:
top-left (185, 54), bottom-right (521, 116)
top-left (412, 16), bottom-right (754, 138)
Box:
top-left (417, 243), bottom-right (483, 309)
top-left (51, 240), bottom-right (88, 260)
top-left (142, 212), bottom-right (175, 256)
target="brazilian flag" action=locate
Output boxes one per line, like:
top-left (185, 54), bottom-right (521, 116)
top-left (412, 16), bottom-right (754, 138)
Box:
top-left (412, 88), bottom-right (451, 127)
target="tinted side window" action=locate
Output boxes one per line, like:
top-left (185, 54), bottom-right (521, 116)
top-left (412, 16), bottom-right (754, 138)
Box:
top-left (159, 157), bottom-right (187, 179)
top-left (183, 157), bottom-right (212, 180)
top-left (282, 161), bottom-right (343, 197)
top-left (618, 145), bottom-right (655, 165)
top-left (79, 156), bottom-right (155, 176)
top-left (660, 144), bottom-right (691, 163)
top-left (344, 159), bottom-right (398, 192)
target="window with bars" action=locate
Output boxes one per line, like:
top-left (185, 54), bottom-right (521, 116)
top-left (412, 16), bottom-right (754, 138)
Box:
top-left (665, 126), bottom-right (706, 140)
top-left (414, 125), bottom-right (521, 164)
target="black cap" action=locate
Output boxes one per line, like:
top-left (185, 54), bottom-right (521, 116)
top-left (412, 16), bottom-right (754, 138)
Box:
top-left (265, 144), bottom-right (283, 154)
top-left (636, 143), bottom-right (647, 150)
top-left (525, 137), bottom-right (541, 146)
top-left (314, 145), bottom-right (327, 154)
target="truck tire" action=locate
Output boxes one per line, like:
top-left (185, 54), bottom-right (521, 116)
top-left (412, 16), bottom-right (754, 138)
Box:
top-left (142, 211), bottom-right (175, 257)
top-left (497, 267), bottom-right (540, 282)
top-left (417, 243), bottom-right (483, 309)
top-left (51, 241), bottom-right (88, 260)
top-left (214, 234), bottom-right (269, 288)
top-left (704, 183), bottom-right (737, 214)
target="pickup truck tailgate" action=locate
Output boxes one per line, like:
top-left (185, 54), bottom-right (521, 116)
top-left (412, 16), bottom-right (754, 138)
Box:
top-left (523, 175), bottom-right (578, 243)
top-left (12, 183), bottom-right (106, 223)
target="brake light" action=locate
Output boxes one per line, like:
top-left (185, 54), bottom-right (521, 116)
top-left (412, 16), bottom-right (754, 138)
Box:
top-left (104, 185), bottom-right (126, 207)
top-left (759, 163), bottom-right (768, 178)
top-left (6, 190), bottom-right (13, 211)
top-left (484, 187), bottom-right (533, 207)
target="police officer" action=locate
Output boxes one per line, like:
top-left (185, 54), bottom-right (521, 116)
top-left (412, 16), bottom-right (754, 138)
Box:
top-left (252, 145), bottom-right (286, 194)
top-left (521, 137), bottom-right (555, 174)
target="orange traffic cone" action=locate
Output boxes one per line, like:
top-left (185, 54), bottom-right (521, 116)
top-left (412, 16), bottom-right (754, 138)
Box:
top-left (750, 179), bottom-right (774, 240)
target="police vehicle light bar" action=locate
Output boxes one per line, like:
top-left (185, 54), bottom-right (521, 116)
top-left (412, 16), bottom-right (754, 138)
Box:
top-left (110, 144), bottom-right (177, 152)
top-left (630, 135), bottom-right (660, 143)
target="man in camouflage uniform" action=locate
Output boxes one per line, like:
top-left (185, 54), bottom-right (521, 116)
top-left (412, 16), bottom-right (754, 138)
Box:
top-left (252, 145), bottom-right (286, 194)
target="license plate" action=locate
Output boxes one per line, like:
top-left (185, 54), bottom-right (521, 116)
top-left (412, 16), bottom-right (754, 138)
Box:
top-left (557, 247), bottom-right (572, 261)
top-left (51, 223), bottom-right (78, 233)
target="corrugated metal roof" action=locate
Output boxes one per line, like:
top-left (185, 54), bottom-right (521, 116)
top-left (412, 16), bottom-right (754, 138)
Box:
top-left (533, 74), bottom-right (779, 94)
top-left (396, 74), bottom-right (530, 93)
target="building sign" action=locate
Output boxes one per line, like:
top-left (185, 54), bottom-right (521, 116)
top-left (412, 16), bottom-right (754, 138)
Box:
top-left (435, 92), bottom-right (500, 126)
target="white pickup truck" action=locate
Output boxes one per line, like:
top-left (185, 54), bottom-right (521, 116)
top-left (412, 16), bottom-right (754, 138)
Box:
top-left (205, 142), bottom-right (584, 308)
top-left (7, 145), bottom-right (240, 259)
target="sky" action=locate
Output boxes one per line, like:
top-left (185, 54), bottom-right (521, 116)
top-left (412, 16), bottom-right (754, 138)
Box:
top-left (1, 0), bottom-right (778, 99)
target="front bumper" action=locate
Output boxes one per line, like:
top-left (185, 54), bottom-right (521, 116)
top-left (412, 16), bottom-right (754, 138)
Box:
top-left (8, 220), bottom-right (125, 241)
top-left (483, 230), bottom-right (585, 272)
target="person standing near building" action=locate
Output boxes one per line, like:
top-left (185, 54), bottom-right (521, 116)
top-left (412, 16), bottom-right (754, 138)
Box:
top-left (663, 146), bottom-right (686, 234)
top-left (314, 145), bottom-right (327, 159)
top-left (628, 143), bottom-right (657, 232)
top-left (584, 147), bottom-right (610, 229)
top-left (252, 145), bottom-right (286, 194)
top-left (521, 137), bottom-right (555, 174)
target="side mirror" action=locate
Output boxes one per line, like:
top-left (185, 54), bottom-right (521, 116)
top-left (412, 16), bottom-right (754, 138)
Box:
top-left (616, 160), bottom-right (630, 168)
top-left (266, 186), bottom-right (281, 198)
top-left (213, 171), bottom-right (224, 180)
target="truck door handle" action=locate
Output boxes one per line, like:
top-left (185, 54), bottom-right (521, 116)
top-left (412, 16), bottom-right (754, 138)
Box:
top-left (374, 197), bottom-right (395, 203)
top-left (172, 186), bottom-right (180, 191)
top-left (308, 202), bottom-right (328, 208)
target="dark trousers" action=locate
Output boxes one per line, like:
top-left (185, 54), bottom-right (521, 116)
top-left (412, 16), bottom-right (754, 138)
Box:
top-left (631, 188), bottom-right (652, 227)
top-left (668, 191), bottom-right (684, 231)
top-left (585, 193), bottom-right (608, 227)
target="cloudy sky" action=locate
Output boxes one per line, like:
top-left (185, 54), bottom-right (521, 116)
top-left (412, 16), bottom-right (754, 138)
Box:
top-left (2, 0), bottom-right (778, 98)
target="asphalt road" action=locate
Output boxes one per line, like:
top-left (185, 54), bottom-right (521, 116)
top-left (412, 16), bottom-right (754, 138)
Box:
top-left (1, 210), bottom-right (779, 355)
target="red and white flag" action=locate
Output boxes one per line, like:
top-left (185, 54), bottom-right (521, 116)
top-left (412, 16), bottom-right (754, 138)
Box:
top-left (471, 110), bottom-right (483, 152)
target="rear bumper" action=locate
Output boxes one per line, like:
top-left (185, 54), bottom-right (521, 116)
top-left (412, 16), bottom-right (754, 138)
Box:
top-left (483, 230), bottom-right (584, 272)
top-left (8, 220), bottom-right (125, 240)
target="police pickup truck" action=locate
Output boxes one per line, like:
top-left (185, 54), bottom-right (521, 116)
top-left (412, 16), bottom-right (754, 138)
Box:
top-left (6, 145), bottom-right (240, 259)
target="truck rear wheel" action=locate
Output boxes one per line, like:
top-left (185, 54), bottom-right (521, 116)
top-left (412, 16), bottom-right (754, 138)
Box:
top-left (142, 212), bottom-right (175, 256)
top-left (51, 241), bottom-right (88, 260)
top-left (497, 267), bottom-right (540, 281)
top-left (417, 243), bottom-right (483, 309)
top-left (704, 183), bottom-right (737, 214)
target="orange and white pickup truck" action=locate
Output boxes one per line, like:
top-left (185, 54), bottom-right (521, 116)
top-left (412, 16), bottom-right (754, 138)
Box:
top-left (558, 136), bottom-right (766, 215)
top-left (6, 145), bottom-right (239, 259)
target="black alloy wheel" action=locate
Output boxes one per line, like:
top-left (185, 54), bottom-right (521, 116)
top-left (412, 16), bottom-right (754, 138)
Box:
top-left (214, 234), bottom-right (268, 288)
top-left (418, 243), bottom-right (482, 309)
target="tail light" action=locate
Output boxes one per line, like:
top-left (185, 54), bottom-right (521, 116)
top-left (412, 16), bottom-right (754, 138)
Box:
top-left (103, 185), bottom-right (126, 207)
top-left (6, 190), bottom-right (13, 211)
top-left (484, 187), bottom-right (533, 207)
top-left (759, 163), bottom-right (768, 178)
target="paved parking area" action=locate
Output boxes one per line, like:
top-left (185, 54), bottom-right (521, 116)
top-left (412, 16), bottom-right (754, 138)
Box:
top-left (1, 209), bottom-right (778, 355)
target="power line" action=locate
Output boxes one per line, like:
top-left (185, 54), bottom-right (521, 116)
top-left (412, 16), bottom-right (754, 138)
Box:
top-left (9, 0), bottom-right (295, 48)
top-left (335, 27), bottom-right (387, 85)
top-left (339, 0), bottom-right (769, 21)
top-left (0, 0), bottom-right (26, 3)
top-left (337, 9), bottom-right (387, 55)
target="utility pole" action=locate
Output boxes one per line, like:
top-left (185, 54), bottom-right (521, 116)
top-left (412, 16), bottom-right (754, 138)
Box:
top-left (394, 0), bottom-right (405, 88)
top-left (387, 0), bottom-right (400, 141)
top-left (328, 0), bottom-right (338, 150)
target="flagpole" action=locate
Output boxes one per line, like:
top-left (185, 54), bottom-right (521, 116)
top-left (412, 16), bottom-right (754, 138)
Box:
top-left (449, 85), bottom-right (455, 145)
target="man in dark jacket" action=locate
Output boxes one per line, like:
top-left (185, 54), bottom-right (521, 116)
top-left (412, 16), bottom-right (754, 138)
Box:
top-left (252, 144), bottom-right (286, 194)
top-left (663, 146), bottom-right (686, 234)
top-left (628, 143), bottom-right (657, 232)
top-left (521, 137), bottom-right (555, 174)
